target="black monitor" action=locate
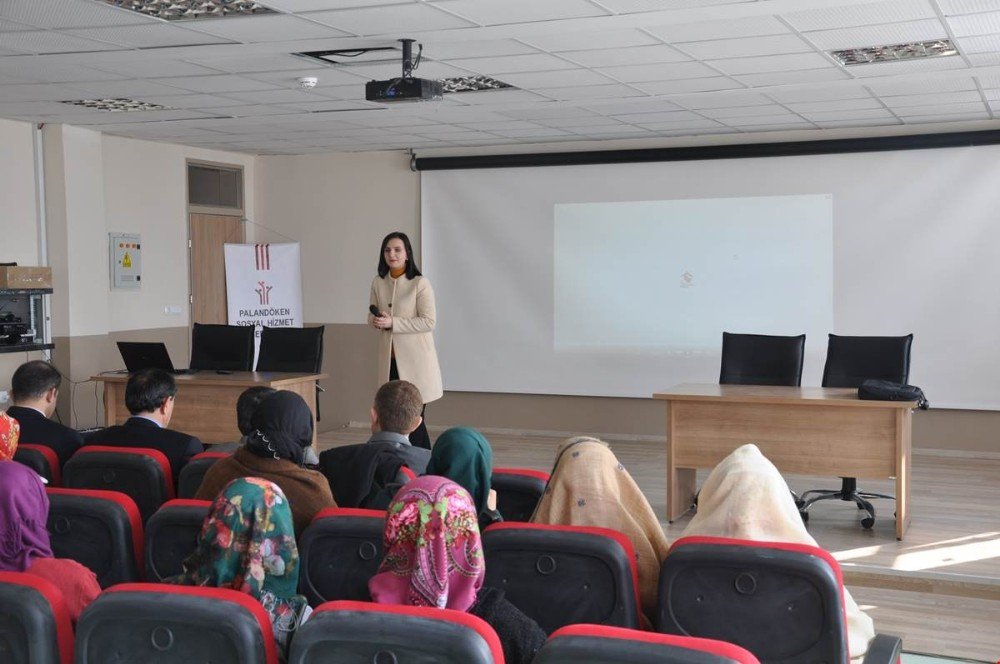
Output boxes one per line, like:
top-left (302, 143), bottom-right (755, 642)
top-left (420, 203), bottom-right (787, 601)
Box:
top-left (189, 323), bottom-right (254, 371)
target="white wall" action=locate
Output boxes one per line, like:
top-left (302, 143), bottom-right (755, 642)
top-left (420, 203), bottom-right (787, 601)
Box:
top-left (254, 151), bottom-right (419, 324)
top-left (0, 117), bottom-right (39, 265)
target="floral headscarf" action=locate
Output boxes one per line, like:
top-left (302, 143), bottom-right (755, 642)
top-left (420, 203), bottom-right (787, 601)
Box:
top-left (369, 475), bottom-right (484, 612)
top-left (168, 477), bottom-right (309, 644)
top-left (0, 411), bottom-right (20, 460)
top-left (0, 460), bottom-right (53, 571)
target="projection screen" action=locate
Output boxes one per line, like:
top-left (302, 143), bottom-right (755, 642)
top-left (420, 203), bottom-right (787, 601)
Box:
top-left (422, 144), bottom-right (1000, 409)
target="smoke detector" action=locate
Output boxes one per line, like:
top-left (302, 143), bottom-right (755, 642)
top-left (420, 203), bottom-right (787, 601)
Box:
top-left (297, 76), bottom-right (319, 89)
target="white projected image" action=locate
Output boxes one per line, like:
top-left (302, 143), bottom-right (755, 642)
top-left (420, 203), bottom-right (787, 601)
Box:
top-left (554, 196), bottom-right (834, 352)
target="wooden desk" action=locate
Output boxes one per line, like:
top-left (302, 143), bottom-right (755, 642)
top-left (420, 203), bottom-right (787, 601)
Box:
top-left (652, 383), bottom-right (916, 540)
top-left (93, 371), bottom-right (327, 445)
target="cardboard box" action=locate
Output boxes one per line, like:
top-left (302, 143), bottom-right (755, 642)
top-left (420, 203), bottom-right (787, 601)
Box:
top-left (0, 266), bottom-right (53, 289)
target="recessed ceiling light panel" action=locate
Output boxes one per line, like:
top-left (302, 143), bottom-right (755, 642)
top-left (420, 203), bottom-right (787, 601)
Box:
top-left (61, 98), bottom-right (174, 112)
top-left (442, 76), bottom-right (514, 93)
top-left (830, 38), bottom-right (957, 66)
top-left (103, 0), bottom-right (276, 21)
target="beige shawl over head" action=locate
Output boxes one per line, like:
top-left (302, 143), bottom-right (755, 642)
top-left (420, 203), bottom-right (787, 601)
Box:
top-left (531, 437), bottom-right (670, 620)
top-left (680, 443), bottom-right (875, 660)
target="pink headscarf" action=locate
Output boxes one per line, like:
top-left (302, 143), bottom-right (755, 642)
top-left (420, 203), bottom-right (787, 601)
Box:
top-left (0, 460), bottom-right (54, 572)
top-left (369, 475), bottom-right (484, 612)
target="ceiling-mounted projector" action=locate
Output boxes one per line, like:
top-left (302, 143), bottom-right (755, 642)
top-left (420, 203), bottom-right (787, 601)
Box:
top-left (366, 38), bottom-right (443, 103)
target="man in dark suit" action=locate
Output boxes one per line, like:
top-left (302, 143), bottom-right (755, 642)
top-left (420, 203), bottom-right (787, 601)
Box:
top-left (84, 368), bottom-right (203, 479)
top-left (6, 360), bottom-right (82, 466)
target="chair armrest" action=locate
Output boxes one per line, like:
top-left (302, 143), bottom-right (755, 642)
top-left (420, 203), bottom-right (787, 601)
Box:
top-left (862, 634), bottom-right (902, 664)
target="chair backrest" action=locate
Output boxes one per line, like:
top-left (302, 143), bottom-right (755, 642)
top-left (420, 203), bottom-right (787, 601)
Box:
top-left (298, 508), bottom-right (386, 606)
top-left (288, 600), bottom-right (504, 664)
top-left (822, 334), bottom-right (913, 388)
top-left (255, 326), bottom-right (325, 373)
top-left (0, 572), bottom-right (74, 664)
top-left (144, 498), bottom-right (212, 582)
top-left (13, 443), bottom-right (61, 486)
top-left (46, 488), bottom-right (143, 588)
top-left (719, 332), bottom-right (806, 386)
top-left (657, 536), bottom-right (849, 664)
top-left (189, 322), bottom-right (255, 371)
top-left (176, 450), bottom-right (229, 499)
top-left (491, 467), bottom-right (549, 522)
top-left (63, 446), bottom-right (174, 523)
top-left (482, 522), bottom-right (641, 633)
top-left (535, 624), bottom-right (760, 664)
top-left (75, 583), bottom-right (279, 664)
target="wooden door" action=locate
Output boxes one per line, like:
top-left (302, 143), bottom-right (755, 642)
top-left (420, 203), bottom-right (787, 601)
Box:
top-left (189, 213), bottom-right (245, 324)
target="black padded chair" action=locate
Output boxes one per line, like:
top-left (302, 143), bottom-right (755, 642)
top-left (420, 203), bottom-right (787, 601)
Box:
top-left (144, 499), bottom-right (211, 582)
top-left (288, 601), bottom-right (504, 664)
top-left (75, 584), bottom-right (279, 664)
top-left (63, 446), bottom-right (174, 523)
top-left (0, 572), bottom-right (74, 664)
top-left (14, 443), bottom-right (61, 486)
top-left (482, 522), bottom-right (641, 633)
top-left (491, 467), bottom-right (549, 522)
top-left (189, 322), bottom-right (255, 371)
top-left (46, 488), bottom-right (143, 588)
top-left (657, 537), bottom-right (902, 664)
top-left (298, 508), bottom-right (386, 606)
top-left (535, 624), bottom-right (760, 664)
top-left (255, 325), bottom-right (325, 420)
top-left (176, 450), bottom-right (229, 499)
top-left (798, 334), bottom-right (913, 528)
top-left (719, 332), bottom-right (806, 386)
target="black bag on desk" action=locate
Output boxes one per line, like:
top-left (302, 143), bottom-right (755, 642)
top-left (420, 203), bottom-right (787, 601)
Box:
top-left (858, 379), bottom-right (929, 409)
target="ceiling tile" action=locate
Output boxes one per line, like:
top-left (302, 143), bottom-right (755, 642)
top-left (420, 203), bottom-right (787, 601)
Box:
top-left (0, 60), bottom-right (127, 83)
top-left (646, 16), bottom-right (790, 43)
top-left (901, 111), bottom-right (990, 122)
top-left (797, 107), bottom-right (896, 121)
top-left (611, 110), bottom-right (704, 123)
top-left (425, 39), bottom-right (539, 60)
top-left (305, 5), bottom-right (476, 36)
top-left (0, 30), bottom-right (125, 54)
top-left (138, 93), bottom-right (248, 109)
top-left (765, 86), bottom-right (873, 103)
top-left (183, 15), bottom-right (350, 42)
top-left (433, 0), bottom-right (609, 25)
top-left (584, 98), bottom-right (683, 115)
top-left (451, 88), bottom-right (549, 105)
top-left (670, 90), bottom-right (774, 108)
top-left (443, 53), bottom-right (578, 74)
top-left (784, 1), bottom-right (937, 32)
top-left (815, 118), bottom-right (901, 127)
top-left (713, 52), bottom-right (835, 75)
top-left (522, 28), bottom-right (659, 52)
top-left (947, 11), bottom-right (1000, 37)
top-left (956, 33), bottom-right (1000, 52)
top-left (785, 97), bottom-right (883, 112)
top-left (597, 61), bottom-right (719, 82)
top-left (537, 83), bottom-right (645, 100)
top-left (880, 90), bottom-right (983, 106)
top-left (892, 101), bottom-right (987, 115)
top-left (700, 104), bottom-right (794, 118)
top-left (560, 44), bottom-right (689, 68)
top-left (967, 51), bottom-right (1000, 63)
top-left (500, 68), bottom-right (616, 88)
top-left (0, 18), bottom-right (34, 31)
top-left (223, 88), bottom-right (335, 104)
top-left (848, 55), bottom-right (967, 76)
top-left (0, 0), bottom-right (160, 29)
top-left (938, 0), bottom-right (1000, 14)
top-left (66, 23), bottom-right (233, 48)
top-left (598, 0), bottom-right (757, 12)
top-left (244, 67), bottom-right (368, 88)
top-left (635, 77), bottom-right (744, 94)
top-left (157, 75), bottom-right (280, 93)
top-left (865, 76), bottom-right (977, 95)
top-left (804, 19), bottom-right (948, 51)
top-left (636, 119), bottom-right (726, 131)
top-left (719, 112), bottom-right (806, 126)
top-left (535, 115), bottom-right (626, 127)
top-left (734, 68), bottom-right (850, 87)
top-left (91, 60), bottom-right (222, 79)
top-left (183, 53), bottom-right (317, 74)
top-left (680, 34), bottom-right (813, 60)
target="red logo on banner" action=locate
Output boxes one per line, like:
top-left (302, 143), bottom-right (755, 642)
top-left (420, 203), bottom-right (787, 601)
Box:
top-left (255, 244), bottom-right (270, 270)
top-left (255, 280), bottom-right (273, 305)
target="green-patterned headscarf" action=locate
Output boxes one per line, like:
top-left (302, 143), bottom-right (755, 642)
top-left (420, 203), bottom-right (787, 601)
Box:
top-left (426, 427), bottom-right (493, 515)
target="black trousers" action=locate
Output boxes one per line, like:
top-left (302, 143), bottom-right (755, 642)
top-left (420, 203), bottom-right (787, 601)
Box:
top-left (389, 356), bottom-right (431, 450)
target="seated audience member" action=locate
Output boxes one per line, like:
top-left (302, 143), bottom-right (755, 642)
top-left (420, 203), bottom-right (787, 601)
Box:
top-left (531, 437), bottom-right (669, 624)
top-left (235, 386), bottom-right (318, 465)
top-left (366, 380), bottom-right (430, 474)
top-left (168, 477), bottom-right (310, 659)
top-left (426, 427), bottom-right (502, 530)
top-left (370, 476), bottom-right (545, 664)
top-left (0, 460), bottom-right (101, 623)
top-left (195, 390), bottom-right (334, 534)
top-left (680, 443), bottom-right (875, 661)
top-left (7, 360), bottom-right (83, 465)
top-left (84, 368), bottom-right (203, 479)
top-left (1, 411), bottom-right (19, 460)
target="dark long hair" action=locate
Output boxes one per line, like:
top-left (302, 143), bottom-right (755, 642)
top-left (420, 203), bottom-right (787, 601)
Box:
top-left (377, 231), bottom-right (422, 279)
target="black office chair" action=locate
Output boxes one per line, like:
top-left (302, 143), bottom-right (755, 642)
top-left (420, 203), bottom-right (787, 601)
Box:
top-left (189, 323), bottom-right (255, 371)
top-left (719, 332), bottom-right (806, 386)
top-left (798, 334), bottom-right (913, 529)
top-left (255, 325), bottom-right (325, 420)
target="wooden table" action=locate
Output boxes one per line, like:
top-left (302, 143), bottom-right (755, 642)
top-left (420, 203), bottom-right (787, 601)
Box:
top-left (652, 383), bottom-right (916, 540)
top-left (93, 371), bottom-right (327, 445)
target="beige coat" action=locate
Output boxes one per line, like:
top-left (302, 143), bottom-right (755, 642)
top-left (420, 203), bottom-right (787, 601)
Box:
top-left (369, 274), bottom-right (443, 403)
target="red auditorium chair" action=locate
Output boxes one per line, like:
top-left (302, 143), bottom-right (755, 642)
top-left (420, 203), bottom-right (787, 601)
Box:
top-left (0, 572), bottom-right (74, 664)
top-left (656, 537), bottom-right (903, 664)
top-left (481, 522), bottom-right (641, 633)
top-left (535, 624), bottom-right (760, 664)
top-left (46, 488), bottom-right (143, 587)
top-left (298, 508), bottom-right (386, 606)
top-left (63, 446), bottom-right (174, 522)
top-left (75, 584), bottom-right (279, 664)
top-left (13, 443), bottom-right (62, 485)
top-left (491, 467), bottom-right (549, 522)
top-left (144, 499), bottom-right (211, 582)
top-left (288, 600), bottom-right (504, 664)
top-left (176, 450), bottom-right (229, 499)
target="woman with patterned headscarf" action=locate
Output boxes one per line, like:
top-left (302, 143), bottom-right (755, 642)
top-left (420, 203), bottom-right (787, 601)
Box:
top-left (369, 475), bottom-right (545, 664)
top-left (531, 436), bottom-right (670, 625)
top-left (169, 477), bottom-right (311, 658)
top-left (0, 460), bottom-right (101, 622)
top-left (0, 410), bottom-right (20, 460)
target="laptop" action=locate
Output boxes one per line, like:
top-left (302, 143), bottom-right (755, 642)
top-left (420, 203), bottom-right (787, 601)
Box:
top-left (117, 342), bottom-right (192, 374)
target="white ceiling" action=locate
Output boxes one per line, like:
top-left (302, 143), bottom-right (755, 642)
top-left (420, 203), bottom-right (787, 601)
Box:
top-left (3, 0), bottom-right (1000, 155)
